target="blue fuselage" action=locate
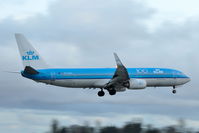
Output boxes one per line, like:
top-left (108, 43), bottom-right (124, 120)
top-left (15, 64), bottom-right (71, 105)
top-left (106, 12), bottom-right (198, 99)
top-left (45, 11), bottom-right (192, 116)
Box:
top-left (21, 68), bottom-right (190, 89)
top-left (22, 68), bottom-right (189, 80)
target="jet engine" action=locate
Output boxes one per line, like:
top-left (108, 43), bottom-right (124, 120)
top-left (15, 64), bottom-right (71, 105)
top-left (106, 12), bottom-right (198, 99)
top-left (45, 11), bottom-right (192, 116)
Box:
top-left (128, 79), bottom-right (147, 89)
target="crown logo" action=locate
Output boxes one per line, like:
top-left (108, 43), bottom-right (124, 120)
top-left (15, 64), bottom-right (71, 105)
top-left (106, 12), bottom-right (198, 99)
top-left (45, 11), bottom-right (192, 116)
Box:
top-left (26, 50), bottom-right (34, 55)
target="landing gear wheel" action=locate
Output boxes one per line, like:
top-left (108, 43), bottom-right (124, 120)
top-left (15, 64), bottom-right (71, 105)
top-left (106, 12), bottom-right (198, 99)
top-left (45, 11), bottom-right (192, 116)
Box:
top-left (108, 89), bottom-right (116, 95)
top-left (172, 86), bottom-right (176, 94)
top-left (98, 90), bottom-right (105, 97)
top-left (172, 89), bottom-right (176, 94)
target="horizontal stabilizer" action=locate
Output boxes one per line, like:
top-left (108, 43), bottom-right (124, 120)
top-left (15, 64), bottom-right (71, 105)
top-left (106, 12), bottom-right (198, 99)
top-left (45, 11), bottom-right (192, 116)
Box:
top-left (3, 71), bottom-right (20, 74)
top-left (24, 66), bottom-right (39, 75)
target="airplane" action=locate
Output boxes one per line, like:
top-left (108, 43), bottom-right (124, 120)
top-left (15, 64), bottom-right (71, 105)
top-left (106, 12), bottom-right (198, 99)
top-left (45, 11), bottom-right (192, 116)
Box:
top-left (15, 33), bottom-right (191, 97)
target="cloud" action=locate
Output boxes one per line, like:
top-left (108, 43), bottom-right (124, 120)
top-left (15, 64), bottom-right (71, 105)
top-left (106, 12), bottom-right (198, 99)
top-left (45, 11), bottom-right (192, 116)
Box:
top-left (0, 0), bottom-right (51, 21)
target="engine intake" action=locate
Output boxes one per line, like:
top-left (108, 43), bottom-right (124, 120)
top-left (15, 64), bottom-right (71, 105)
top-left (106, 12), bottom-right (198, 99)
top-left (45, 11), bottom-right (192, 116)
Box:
top-left (128, 79), bottom-right (147, 89)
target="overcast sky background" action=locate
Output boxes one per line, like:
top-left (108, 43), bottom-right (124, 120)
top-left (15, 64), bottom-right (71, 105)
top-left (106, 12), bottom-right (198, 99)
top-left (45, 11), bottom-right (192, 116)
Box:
top-left (0, 0), bottom-right (199, 132)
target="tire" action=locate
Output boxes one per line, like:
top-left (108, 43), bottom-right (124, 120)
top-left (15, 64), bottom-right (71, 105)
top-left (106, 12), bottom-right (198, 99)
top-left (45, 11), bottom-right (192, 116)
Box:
top-left (172, 89), bottom-right (176, 94)
top-left (109, 89), bottom-right (116, 95)
top-left (98, 91), bottom-right (105, 97)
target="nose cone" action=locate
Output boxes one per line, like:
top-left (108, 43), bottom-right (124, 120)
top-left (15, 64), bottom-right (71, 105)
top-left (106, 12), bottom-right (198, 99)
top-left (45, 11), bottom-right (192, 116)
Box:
top-left (185, 77), bottom-right (191, 83)
top-left (182, 73), bottom-right (191, 84)
top-left (175, 70), bottom-right (191, 85)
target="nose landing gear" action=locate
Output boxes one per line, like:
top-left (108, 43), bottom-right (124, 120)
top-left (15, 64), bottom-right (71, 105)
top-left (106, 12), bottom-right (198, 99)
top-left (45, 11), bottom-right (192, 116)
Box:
top-left (172, 86), bottom-right (176, 94)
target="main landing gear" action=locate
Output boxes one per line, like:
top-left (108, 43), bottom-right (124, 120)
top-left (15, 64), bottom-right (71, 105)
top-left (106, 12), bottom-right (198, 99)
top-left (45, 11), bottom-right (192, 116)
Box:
top-left (97, 88), bottom-right (117, 97)
top-left (172, 86), bottom-right (177, 94)
top-left (98, 89), bottom-right (105, 97)
top-left (108, 89), bottom-right (116, 95)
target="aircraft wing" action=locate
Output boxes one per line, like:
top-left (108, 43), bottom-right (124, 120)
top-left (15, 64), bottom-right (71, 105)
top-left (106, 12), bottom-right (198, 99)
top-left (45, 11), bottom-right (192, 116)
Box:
top-left (104, 53), bottom-right (130, 90)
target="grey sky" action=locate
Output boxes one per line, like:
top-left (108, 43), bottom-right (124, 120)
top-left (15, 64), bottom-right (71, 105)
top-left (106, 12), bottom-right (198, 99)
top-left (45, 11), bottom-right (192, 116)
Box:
top-left (0, 0), bottom-right (198, 132)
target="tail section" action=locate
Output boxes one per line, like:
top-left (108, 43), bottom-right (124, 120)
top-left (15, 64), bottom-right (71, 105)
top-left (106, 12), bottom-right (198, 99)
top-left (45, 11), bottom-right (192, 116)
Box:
top-left (24, 66), bottom-right (39, 75)
top-left (15, 33), bottom-right (47, 69)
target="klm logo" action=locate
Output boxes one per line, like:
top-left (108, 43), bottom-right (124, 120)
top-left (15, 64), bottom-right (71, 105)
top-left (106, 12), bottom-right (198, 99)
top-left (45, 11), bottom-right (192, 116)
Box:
top-left (22, 50), bottom-right (39, 61)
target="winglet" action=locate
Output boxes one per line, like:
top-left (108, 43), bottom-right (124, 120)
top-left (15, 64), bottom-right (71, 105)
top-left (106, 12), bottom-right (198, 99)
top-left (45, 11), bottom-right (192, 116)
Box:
top-left (113, 53), bottom-right (123, 66)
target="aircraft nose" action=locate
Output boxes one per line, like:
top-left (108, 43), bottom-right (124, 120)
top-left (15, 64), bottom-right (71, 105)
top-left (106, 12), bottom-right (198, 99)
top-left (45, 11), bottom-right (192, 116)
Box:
top-left (185, 76), bottom-right (191, 83)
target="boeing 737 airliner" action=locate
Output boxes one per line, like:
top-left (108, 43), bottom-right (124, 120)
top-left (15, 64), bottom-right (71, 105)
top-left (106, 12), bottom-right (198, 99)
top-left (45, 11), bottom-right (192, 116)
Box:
top-left (15, 34), bottom-right (190, 97)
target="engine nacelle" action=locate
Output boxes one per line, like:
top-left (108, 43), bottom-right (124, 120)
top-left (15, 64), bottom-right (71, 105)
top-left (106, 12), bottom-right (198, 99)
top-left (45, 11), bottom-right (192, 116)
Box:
top-left (128, 79), bottom-right (147, 89)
